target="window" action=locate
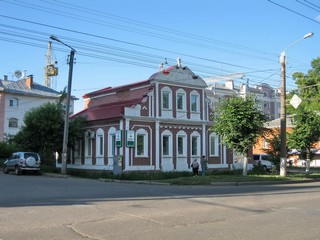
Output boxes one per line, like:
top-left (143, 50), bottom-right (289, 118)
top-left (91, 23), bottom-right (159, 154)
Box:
top-left (161, 87), bottom-right (172, 110)
top-left (135, 129), bottom-right (148, 157)
top-left (210, 133), bottom-right (219, 156)
top-left (110, 135), bottom-right (116, 156)
top-left (96, 128), bottom-right (104, 157)
top-left (137, 135), bottom-right (145, 156)
top-left (176, 90), bottom-right (186, 111)
top-left (262, 139), bottom-right (269, 149)
top-left (9, 98), bottom-right (18, 108)
top-left (177, 94), bottom-right (183, 110)
top-left (8, 118), bottom-right (18, 128)
top-left (108, 127), bottom-right (117, 157)
top-left (162, 130), bottom-right (172, 156)
top-left (177, 136), bottom-right (183, 155)
top-left (191, 94), bottom-right (199, 112)
top-left (162, 91), bottom-right (170, 109)
top-left (191, 136), bottom-right (198, 155)
top-left (163, 135), bottom-right (169, 155)
top-left (86, 137), bottom-right (92, 156)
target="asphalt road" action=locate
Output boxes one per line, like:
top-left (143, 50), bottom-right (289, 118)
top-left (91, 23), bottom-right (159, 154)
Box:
top-left (1, 172), bottom-right (320, 240)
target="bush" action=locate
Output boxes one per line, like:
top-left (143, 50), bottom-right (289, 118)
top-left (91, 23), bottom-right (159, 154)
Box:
top-left (0, 142), bottom-right (18, 159)
top-left (250, 164), bottom-right (267, 175)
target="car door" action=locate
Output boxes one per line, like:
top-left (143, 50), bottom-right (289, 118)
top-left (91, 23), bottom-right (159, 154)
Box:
top-left (6, 153), bottom-right (17, 170)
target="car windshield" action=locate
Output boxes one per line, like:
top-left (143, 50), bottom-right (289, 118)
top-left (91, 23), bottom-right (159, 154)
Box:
top-left (23, 153), bottom-right (39, 161)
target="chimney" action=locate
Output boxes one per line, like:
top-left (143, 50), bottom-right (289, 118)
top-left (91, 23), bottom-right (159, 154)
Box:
top-left (4, 75), bottom-right (8, 81)
top-left (26, 75), bottom-right (33, 88)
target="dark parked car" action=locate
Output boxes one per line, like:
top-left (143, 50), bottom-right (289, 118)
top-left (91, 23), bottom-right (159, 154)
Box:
top-left (3, 152), bottom-right (41, 175)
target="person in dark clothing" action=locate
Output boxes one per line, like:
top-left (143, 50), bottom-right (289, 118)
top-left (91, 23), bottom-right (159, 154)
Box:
top-left (201, 155), bottom-right (208, 176)
top-left (191, 159), bottom-right (199, 176)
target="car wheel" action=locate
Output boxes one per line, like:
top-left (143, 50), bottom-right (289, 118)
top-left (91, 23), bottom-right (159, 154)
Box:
top-left (15, 166), bottom-right (21, 175)
top-left (3, 165), bottom-right (9, 174)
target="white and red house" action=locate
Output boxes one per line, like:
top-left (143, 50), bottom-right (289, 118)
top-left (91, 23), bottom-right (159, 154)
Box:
top-left (64, 64), bottom-right (233, 172)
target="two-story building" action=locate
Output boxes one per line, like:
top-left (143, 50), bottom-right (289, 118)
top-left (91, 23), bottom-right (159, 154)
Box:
top-left (206, 80), bottom-right (280, 120)
top-left (0, 74), bottom-right (69, 141)
top-left (67, 63), bottom-right (233, 173)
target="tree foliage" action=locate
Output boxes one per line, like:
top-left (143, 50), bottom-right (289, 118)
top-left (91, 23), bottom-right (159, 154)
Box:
top-left (12, 102), bottom-right (85, 164)
top-left (0, 142), bottom-right (19, 160)
top-left (290, 57), bottom-right (320, 112)
top-left (212, 96), bottom-right (267, 175)
top-left (287, 107), bottom-right (320, 170)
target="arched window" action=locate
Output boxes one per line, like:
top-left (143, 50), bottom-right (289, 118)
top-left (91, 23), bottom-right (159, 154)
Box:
top-left (190, 131), bottom-right (201, 157)
top-left (190, 90), bottom-right (200, 112)
top-left (162, 130), bottom-right (172, 156)
top-left (8, 118), bottom-right (18, 128)
top-left (85, 130), bottom-right (94, 157)
top-left (161, 86), bottom-right (172, 110)
top-left (176, 88), bottom-right (186, 111)
top-left (209, 132), bottom-right (219, 156)
top-left (176, 130), bottom-right (187, 156)
top-left (96, 128), bottom-right (104, 157)
top-left (135, 128), bottom-right (148, 157)
top-left (108, 127), bottom-right (117, 157)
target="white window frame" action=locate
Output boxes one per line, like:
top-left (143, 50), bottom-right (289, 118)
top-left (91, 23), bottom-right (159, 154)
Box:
top-left (85, 131), bottom-right (92, 157)
top-left (161, 86), bottom-right (172, 110)
top-left (9, 98), bottom-right (19, 108)
top-left (209, 132), bottom-right (219, 157)
top-left (162, 130), bottom-right (172, 156)
top-left (135, 128), bottom-right (148, 157)
top-left (190, 131), bottom-right (200, 157)
top-left (96, 128), bottom-right (104, 157)
top-left (8, 118), bottom-right (18, 128)
top-left (176, 89), bottom-right (186, 111)
top-left (190, 91), bottom-right (200, 112)
top-left (262, 139), bottom-right (269, 149)
top-left (108, 127), bottom-right (117, 157)
top-left (176, 130), bottom-right (187, 156)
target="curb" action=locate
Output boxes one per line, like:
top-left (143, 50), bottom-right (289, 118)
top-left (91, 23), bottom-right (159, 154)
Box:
top-left (211, 178), bottom-right (320, 186)
top-left (98, 178), bottom-right (170, 185)
top-left (42, 173), bottom-right (70, 178)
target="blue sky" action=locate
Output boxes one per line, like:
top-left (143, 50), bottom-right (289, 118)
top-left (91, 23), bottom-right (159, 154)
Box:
top-left (1, 0), bottom-right (319, 113)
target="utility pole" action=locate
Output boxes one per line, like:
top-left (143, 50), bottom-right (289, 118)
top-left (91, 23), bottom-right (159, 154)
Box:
top-left (280, 51), bottom-right (286, 177)
top-left (50, 35), bottom-right (76, 174)
top-left (279, 32), bottom-right (313, 177)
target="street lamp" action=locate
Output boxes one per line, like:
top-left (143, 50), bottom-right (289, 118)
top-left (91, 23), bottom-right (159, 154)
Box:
top-left (50, 35), bottom-right (76, 174)
top-left (279, 32), bottom-right (313, 177)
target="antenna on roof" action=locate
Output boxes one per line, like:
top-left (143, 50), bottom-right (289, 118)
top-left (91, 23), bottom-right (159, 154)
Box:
top-left (177, 57), bottom-right (181, 67)
top-left (159, 63), bottom-right (164, 71)
top-left (14, 70), bottom-right (24, 80)
top-left (159, 58), bottom-right (169, 70)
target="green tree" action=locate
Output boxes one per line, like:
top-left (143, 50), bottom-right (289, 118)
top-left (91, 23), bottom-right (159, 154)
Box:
top-left (12, 102), bottom-right (85, 165)
top-left (0, 142), bottom-right (19, 161)
top-left (290, 57), bottom-right (320, 112)
top-left (212, 96), bottom-right (267, 176)
top-left (287, 107), bottom-right (320, 174)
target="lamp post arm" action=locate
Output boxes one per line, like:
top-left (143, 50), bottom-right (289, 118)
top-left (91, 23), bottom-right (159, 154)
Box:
top-left (50, 35), bottom-right (76, 52)
top-left (282, 32), bottom-right (314, 53)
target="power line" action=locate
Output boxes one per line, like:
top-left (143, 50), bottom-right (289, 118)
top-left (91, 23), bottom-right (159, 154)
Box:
top-left (268, 0), bottom-right (320, 24)
top-left (4, 0), bottom-right (277, 59)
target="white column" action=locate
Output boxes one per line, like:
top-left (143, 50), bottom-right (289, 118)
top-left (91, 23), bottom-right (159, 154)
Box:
top-left (125, 118), bottom-right (130, 170)
top-left (155, 121), bottom-right (160, 170)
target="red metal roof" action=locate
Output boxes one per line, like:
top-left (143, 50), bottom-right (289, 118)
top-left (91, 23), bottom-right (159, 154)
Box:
top-left (72, 96), bottom-right (145, 121)
top-left (83, 79), bottom-right (150, 99)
